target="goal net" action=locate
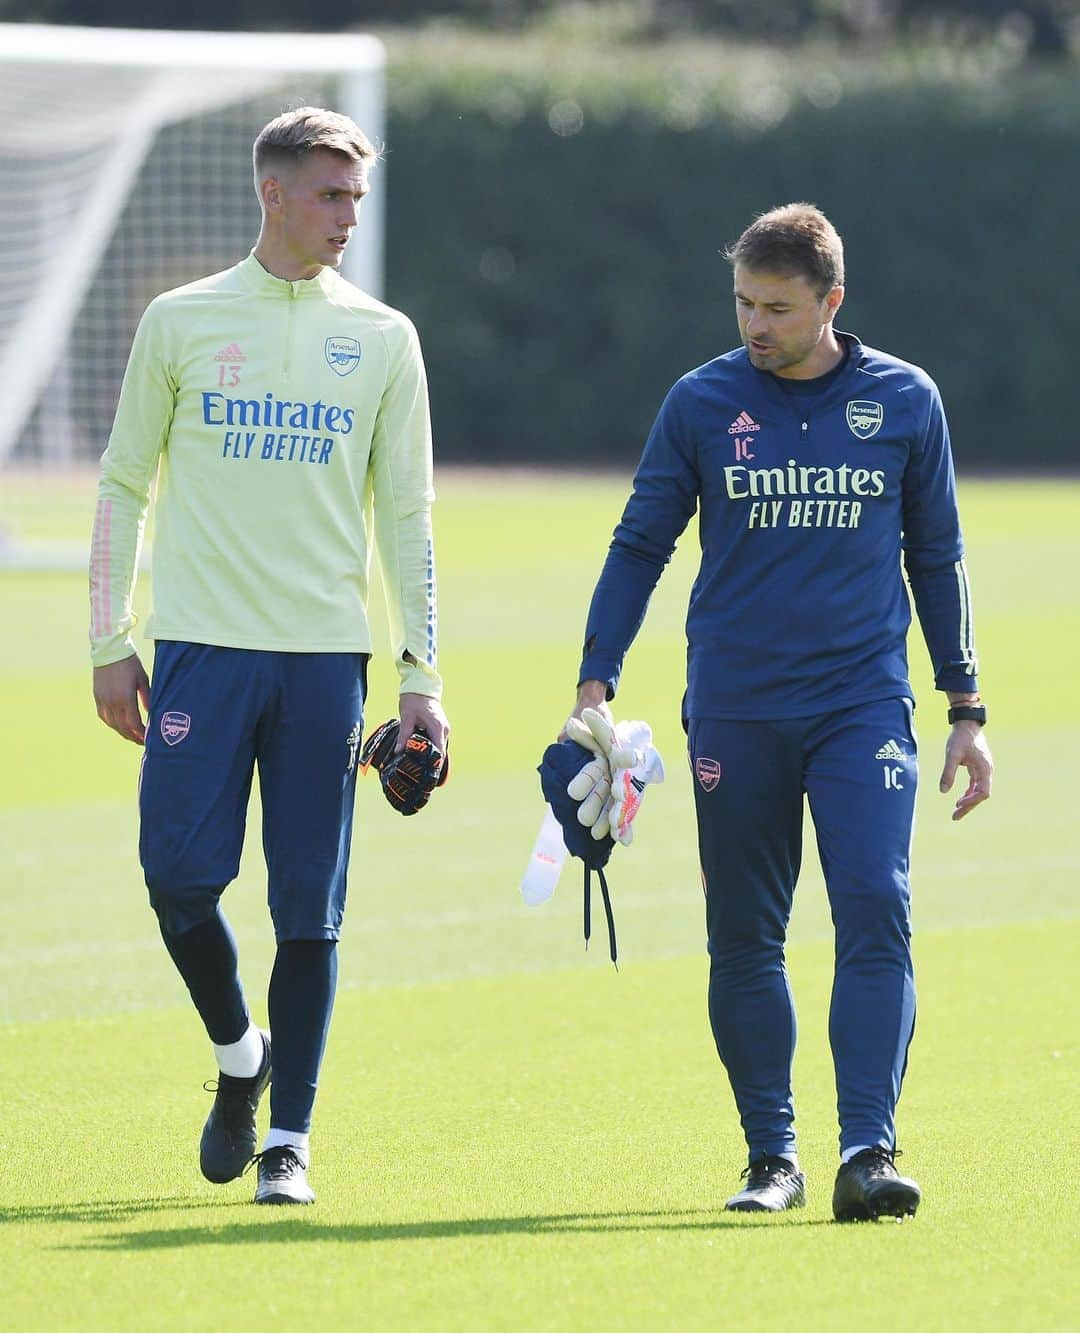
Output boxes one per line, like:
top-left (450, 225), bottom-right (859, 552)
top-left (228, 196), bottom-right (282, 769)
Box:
top-left (0, 24), bottom-right (386, 473)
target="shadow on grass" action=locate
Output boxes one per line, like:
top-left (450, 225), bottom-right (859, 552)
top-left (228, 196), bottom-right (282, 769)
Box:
top-left (59, 1207), bottom-right (832, 1250)
top-left (1, 1196), bottom-right (249, 1225)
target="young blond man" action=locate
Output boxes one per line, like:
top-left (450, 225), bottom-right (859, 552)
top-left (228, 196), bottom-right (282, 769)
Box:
top-left (90, 108), bottom-right (448, 1204)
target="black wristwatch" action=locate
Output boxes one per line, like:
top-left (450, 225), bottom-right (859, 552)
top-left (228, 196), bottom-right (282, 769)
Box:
top-left (948, 704), bottom-right (987, 726)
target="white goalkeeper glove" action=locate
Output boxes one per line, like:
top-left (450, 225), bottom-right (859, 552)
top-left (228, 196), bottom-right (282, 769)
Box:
top-left (606, 717), bottom-right (665, 846)
top-left (565, 708), bottom-right (665, 845)
top-left (564, 711), bottom-right (613, 835)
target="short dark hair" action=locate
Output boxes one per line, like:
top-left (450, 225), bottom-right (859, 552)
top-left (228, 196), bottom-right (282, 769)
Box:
top-left (253, 106), bottom-right (377, 182)
top-left (725, 203), bottom-right (844, 297)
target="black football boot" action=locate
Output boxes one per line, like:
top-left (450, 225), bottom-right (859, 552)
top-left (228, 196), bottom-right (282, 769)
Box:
top-left (725, 1155), bottom-right (806, 1213)
top-left (199, 1031), bottom-right (272, 1183)
top-left (832, 1146), bottom-right (921, 1222)
top-left (252, 1145), bottom-right (315, 1205)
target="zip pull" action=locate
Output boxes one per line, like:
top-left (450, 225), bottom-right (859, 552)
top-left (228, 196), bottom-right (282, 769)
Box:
top-left (800, 420), bottom-right (808, 435)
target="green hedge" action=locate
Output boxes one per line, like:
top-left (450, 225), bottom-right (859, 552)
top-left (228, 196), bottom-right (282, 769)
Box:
top-left (382, 45), bottom-right (1078, 467)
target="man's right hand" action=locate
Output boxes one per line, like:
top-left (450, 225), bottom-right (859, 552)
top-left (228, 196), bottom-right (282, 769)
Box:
top-left (93, 654), bottom-right (151, 744)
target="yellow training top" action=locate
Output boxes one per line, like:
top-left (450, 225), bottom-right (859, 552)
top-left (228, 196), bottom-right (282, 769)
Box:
top-left (89, 253), bottom-right (441, 698)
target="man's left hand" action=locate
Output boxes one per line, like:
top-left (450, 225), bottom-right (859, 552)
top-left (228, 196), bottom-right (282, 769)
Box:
top-left (398, 693), bottom-right (450, 753)
top-left (939, 722), bottom-right (994, 821)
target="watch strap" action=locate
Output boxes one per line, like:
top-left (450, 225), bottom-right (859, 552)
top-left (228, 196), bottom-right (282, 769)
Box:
top-left (948, 704), bottom-right (987, 726)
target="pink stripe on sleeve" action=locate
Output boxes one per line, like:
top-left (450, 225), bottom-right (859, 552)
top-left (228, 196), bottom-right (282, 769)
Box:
top-left (91, 497), bottom-right (112, 640)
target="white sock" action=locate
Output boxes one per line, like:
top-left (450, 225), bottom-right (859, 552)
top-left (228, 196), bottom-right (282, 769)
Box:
top-left (841, 1142), bottom-right (887, 1164)
top-left (263, 1128), bottom-right (310, 1168)
top-left (213, 1022), bottom-right (264, 1079)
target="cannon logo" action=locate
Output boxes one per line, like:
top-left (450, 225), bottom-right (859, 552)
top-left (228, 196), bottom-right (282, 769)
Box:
top-left (695, 756), bottom-right (722, 792)
top-left (846, 400), bottom-right (884, 440)
top-left (160, 711), bottom-right (191, 746)
top-left (325, 337), bottom-right (362, 377)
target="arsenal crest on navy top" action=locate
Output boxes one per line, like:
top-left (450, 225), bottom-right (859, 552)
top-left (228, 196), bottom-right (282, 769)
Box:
top-left (845, 400), bottom-right (884, 439)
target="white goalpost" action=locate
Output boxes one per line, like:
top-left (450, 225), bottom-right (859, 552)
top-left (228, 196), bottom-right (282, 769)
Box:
top-left (0, 24), bottom-right (386, 471)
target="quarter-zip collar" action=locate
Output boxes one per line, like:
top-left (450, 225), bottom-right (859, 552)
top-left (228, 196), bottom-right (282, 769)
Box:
top-left (238, 251), bottom-right (338, 300)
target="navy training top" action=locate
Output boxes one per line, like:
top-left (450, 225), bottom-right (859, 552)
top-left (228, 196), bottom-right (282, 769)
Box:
top-left (578, 333), bottom-right (979, 719)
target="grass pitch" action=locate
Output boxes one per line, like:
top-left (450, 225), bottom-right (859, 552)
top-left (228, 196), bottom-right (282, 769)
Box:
top-left (1, 470), bottom-right (1077, 1331)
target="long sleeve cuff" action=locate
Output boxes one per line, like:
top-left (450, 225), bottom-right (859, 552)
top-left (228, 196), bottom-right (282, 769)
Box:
top-left (577, 653), bottom-right (620, 700)
top-left (935, 667), bottom-right (979, 694)
top-left (90, 635), bottom-right (139, 669)
top-left (399, 654), bottom-right (443, 699)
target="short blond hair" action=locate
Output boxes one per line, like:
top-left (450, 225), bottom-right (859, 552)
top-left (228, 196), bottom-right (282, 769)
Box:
top-left (253, 106), bottom-right (377, 181)
top-left (725, 203), bottom-right (844, 298)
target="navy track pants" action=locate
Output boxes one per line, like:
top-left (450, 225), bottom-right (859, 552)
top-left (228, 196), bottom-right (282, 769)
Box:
top-left (141, 642), bottom-right (367, 1134)
top-left (140, 642), bottom-right (367, 941)
top-left (689, 698), bottom-right (918, 1160)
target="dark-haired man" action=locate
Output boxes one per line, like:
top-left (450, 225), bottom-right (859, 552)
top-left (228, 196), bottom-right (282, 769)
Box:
top-left (566, 203), bottom-right (992, 1221)
top-left (90, 107), bottom-right (448, 1205)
